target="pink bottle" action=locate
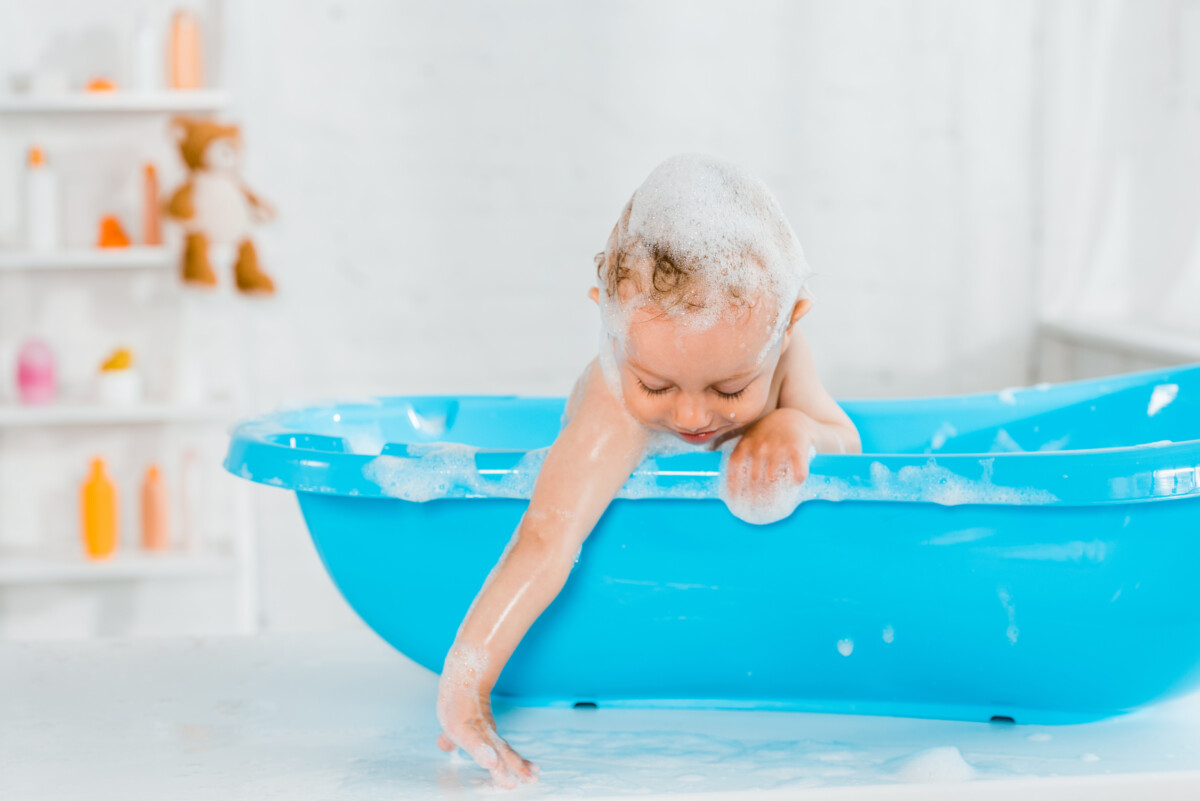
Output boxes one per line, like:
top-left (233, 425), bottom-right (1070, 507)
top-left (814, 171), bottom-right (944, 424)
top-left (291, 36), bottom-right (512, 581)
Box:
top-left (16, 339), bottom-right (56, 405)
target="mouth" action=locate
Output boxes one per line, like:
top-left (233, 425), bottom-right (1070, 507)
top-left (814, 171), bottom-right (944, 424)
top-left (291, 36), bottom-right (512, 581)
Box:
top-left (675, 428), bottom-right (719, 444)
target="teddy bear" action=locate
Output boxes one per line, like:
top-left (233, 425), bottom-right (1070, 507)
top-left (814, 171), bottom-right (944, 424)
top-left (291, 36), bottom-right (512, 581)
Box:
top-left (164, 116), bottom-right (276, 294)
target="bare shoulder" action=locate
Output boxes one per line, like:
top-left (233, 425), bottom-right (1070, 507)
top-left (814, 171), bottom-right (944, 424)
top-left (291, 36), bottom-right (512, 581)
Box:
top-left (523, 360), bottom-right (649, 537)
top-left (776, 328), bottom-right (855, 432)
top-left (562, 358), bottom-right (646, 444)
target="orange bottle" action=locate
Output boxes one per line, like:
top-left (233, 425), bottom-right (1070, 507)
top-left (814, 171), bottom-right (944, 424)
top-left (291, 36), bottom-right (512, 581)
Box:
top-left (143, 164), bottom-right (161, 245)
top-left (141, 465), bottom-right (169, 551)
top-left (81, 458), bottom-right (118, 559)
top-left (169, 10), bottom-right (204, 90)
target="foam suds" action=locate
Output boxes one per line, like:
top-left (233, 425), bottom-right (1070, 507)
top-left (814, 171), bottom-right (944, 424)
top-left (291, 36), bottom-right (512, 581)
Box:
top-left (363, 444), bottom-right (1057, 520)
top-left (837, 639), bottom-right (854, 657)
top-left (882, 626), bottom-right (895, 644)
top-left (341, 423), bottom-right (386, 456)
top-left (594, 154), bottom-right (810, 360)
top-left (1038, 434), bottom-right (1071, 451)
top-left (718, 453), bottom-right (1057, 525)
top-left (364, 447), bottom-right (465, 502)
top-left (997, 587), bottom-right (1019, 645)
top-left (364, 445), bottom-right (548, 502)
top-left (990, 428), bottom-right (1023, 453)
top-left (929, 422), bottom-right (957, 451)
top-left (997, 387), bottom-right (1018, 405)
top-left (439, 645), bottom-right (489, 693)
top-left (596, 331), bottom-right (624, 397)
top-left (1148, 383), bottom-right (1179, 416)
top-left (891, 746), bottom-right (976, 783)
top-left (405, 405), bottom-right (450, 438)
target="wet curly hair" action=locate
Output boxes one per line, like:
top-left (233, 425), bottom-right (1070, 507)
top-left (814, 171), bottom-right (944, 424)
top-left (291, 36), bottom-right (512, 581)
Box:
top-left (594, 198), bottom-right (752, 314)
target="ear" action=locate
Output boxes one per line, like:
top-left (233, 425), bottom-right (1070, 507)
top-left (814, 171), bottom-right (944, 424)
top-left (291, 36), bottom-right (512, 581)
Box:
top-left (779, 297), bottom-right (813, 351)
top-left (788, 297), bottom-right (813, 330)
top-left (588, 287), bottom-right (600, 305)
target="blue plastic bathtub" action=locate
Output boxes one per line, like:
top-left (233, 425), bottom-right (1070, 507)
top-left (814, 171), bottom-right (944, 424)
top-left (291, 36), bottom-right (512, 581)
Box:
top-left (225, 363), bottom-right (1200, 724)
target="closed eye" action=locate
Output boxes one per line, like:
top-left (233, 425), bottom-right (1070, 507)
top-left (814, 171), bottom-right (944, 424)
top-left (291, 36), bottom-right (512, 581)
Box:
top-left (636, 378), bottom-right (671, 396)
top-left (714, 387), bottom-right (747, 401)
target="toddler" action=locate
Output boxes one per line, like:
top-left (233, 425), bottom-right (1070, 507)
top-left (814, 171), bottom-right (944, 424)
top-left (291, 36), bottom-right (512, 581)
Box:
top-left (434, 154), bottom-right (861, 788)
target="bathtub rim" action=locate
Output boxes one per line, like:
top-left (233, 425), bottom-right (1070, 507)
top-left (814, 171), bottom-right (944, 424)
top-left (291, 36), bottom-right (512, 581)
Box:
top-left (224, 362), bottom-right (1200, 507)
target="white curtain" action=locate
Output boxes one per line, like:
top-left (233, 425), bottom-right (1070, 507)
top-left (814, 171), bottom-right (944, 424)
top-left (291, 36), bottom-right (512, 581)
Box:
top-left (1040, 0), bottom-right (1200, 335)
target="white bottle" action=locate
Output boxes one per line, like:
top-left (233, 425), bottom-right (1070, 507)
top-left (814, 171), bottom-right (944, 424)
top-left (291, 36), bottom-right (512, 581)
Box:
top-left (24, 146), bottom-right (59, 252)
top-left (131, 15), bottom-right (160, 92)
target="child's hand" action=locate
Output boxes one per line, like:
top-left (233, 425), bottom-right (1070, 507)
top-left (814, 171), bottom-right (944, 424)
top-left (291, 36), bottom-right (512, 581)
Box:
top-left (725, 408), bottom-right (820, 499)
top-left (436, 671), bottom-right (538, 789)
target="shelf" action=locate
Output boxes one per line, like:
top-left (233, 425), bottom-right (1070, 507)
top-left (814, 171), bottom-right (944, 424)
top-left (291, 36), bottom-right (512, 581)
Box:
top-left (0, 90), bottom-right (230, 114)
top-left (0, 246), bottom-right (173, 272)
top-left (0, 403), bottom-right (235, 428)
top-left (1039, 317), bottom-right (1200, 363)
top-left (0, 548), bottom-right (237, 585)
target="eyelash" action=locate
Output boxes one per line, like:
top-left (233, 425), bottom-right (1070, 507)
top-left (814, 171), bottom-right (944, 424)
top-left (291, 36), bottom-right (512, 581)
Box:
top-left (636, 379), bottom-right (747, 401)
top-left (636, 379), bottom-right (671, 396)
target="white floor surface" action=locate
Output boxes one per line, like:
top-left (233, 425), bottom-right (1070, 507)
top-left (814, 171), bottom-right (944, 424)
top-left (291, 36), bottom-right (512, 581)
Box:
top-left (3, 630), bottom-right (1199, 800)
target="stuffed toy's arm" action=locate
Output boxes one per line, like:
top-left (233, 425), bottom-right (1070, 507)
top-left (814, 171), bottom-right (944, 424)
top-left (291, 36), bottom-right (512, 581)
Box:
top-left (242, 186), bottom-right (276, 223)
top-left (164, 182), bottom-right (196, 220)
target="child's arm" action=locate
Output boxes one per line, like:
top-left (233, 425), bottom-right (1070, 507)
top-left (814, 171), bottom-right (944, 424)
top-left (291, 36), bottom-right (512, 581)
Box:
top-left (726, 328), bottom-right (860, 497)
top-left (435, 359), bottom-right (648, 788)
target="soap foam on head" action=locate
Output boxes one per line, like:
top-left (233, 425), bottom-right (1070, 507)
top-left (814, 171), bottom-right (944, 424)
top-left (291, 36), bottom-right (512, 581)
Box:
top-left (596, 154), bottom-right (811, 362)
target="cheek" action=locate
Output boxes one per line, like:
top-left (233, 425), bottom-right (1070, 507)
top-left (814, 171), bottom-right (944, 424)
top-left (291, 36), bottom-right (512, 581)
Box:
top-left (620, 383), bottom-right (663, 424)
top-left (723, 386), bottom-right (772, 423)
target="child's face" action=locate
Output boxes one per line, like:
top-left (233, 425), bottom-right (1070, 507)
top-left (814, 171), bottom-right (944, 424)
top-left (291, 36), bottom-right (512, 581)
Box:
top-left (602, 293), bottom-right (793, 445)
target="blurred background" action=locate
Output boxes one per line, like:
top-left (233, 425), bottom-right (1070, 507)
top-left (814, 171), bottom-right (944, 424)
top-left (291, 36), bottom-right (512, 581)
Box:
top-left (0, 0), bottom-right (1197, 642)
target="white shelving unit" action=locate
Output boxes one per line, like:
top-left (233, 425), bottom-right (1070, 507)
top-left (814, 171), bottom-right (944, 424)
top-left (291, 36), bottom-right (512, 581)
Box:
top-left (0, 403), bottom-right (235, 428)
top-left (0, 246), bottom-right (172, 272)
top-left (0, 13), bottom-right (259, 636)
top-left (0, 548), bottom-right (237, 586)
top-left (0, 90), bottom-right (230, 114)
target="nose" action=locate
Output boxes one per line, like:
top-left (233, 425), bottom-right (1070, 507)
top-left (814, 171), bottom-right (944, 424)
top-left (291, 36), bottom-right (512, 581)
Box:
top-left (672, 394), bottom-right (711, 432)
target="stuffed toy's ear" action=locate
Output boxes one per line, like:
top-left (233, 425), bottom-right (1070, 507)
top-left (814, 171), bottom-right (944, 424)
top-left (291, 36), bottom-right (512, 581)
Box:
top-left (170, 116), bottom-right (194, 144)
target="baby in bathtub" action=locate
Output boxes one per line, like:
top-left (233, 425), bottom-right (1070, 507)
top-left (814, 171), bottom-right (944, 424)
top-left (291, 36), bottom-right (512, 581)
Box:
top-left (435, 153), bottom-right (861, 788)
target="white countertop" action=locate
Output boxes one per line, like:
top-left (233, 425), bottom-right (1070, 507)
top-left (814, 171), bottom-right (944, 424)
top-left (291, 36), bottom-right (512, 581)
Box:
top-left (3, 630), bottom-right (1200, 800)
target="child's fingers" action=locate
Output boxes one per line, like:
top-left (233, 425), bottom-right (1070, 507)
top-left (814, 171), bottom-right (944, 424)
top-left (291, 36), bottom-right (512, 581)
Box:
top-left (790, 449), bottom-right (809, 484)
top-left (766, 450), bottom-right (788, 483)
top-left (748, 446), bottom-right (768, 485)
top-left (484, 729), bottom-right (537, 785)
top-left (436, 732), bottom-right (455, 752)
top-left (725, 448), bottom-right (748, 498)
top-left (488, 762), bottom-right (519, 790)
top-left (451, 726), bottom-right (499, 771)
top-left (733, 453), bottom-right (754, 497)
top-left (496, 741), bottom-right (538, 784)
